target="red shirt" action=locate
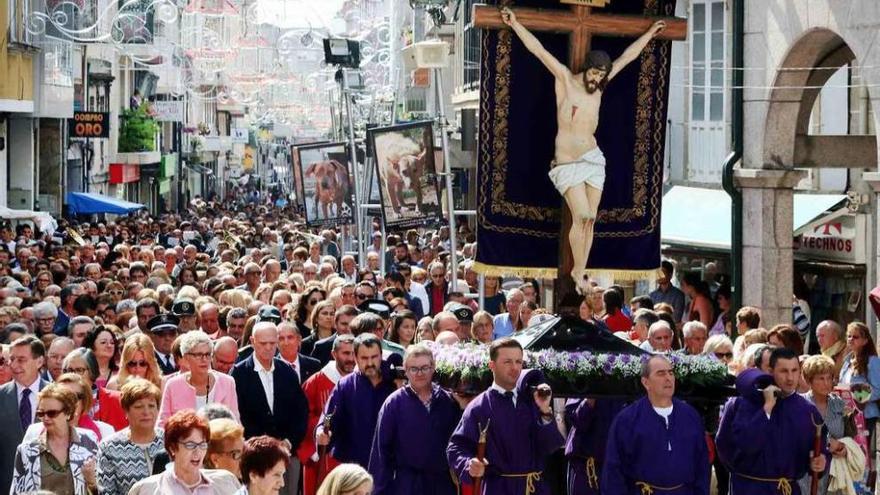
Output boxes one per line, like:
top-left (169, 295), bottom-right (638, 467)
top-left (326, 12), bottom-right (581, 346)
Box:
top-left (603, 311), bottom-right (633, 333)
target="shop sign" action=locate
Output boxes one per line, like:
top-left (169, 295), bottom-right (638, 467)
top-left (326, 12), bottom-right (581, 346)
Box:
top-left (153, 101), bottom-right (184, 122)
top-left (795, 214), bottom-right (866, 264)
top-left (231, 128), bottom-right (249, 144)
top-left (69, 112), bottom-right (110, 138)
top-left (109, 163), bottom-right (140, 184)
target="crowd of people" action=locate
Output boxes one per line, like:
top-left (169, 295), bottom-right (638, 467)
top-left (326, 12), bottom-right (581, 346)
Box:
top-left (0, 194), bottom-right (873, 495)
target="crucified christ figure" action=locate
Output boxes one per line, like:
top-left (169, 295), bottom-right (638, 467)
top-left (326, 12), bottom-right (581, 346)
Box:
top-left (501, 7), bottom-right (665, 294)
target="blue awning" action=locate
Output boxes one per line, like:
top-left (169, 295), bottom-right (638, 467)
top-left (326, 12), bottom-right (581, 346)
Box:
top-left (66, 192), bottom-right (146, 215)
top-left (661, 186), bottom-right (846, 251)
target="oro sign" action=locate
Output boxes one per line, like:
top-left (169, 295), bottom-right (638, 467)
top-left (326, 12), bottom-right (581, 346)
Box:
top-left (69, 112), bottom-right (110, 138)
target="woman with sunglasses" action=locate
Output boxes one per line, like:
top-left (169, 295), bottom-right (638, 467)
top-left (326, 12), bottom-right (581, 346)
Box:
top-left (83, 325), bottom-right (120, 389)
top-left (106, 333), bottom-right (164, 391)
top-left (159, 331), bottom-right (239, 427)
top-left (11, 383), bottom-right (99, 494)
top-left (97, 379), bottom-right (166, 495)
top-left (294, 287), bottom-right (326, 338)
top-left (24, 373), bottom-right (112, 443)
top-left (129, 409), bottom-right (241, 494)
top-left (702, 334), bottom-right (735, 371)
top-left (204, 418), bottom-right (245, 480)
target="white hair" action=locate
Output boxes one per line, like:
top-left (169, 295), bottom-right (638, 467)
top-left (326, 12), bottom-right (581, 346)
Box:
top-left (179, 330), bottom-right (212, 356)
top-left (647, 320), bottom-right (672, 339)
top-left (682, 321), bottom-right (708, 339)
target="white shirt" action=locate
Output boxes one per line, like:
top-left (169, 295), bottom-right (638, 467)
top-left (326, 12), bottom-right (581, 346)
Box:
top-left (653, 404), bottom-right (673, 451)
top-left (490, 382), bottom-right (517, 407)
top-left (156, 352), bottom-right (175, 369)
top-left (16, 379), bottom-right (40, 424)
top-left (409, 281), bottom-right (430, 315)
top-left (284, 355), bottom-right (301, 383)
top-left (254, 357), bottom-right (275, 413)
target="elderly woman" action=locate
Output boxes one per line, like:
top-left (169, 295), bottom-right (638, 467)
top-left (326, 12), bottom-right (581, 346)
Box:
top-left (799, 355), bottom-right (851, 495)
top-left (703, 334), bottom-right (735, 372)
top-left (129, 410), bottom-right (241, 494)
top-left (33, 301), bottom-right (58, 336)
top-left (160, 331), bottom-right (239, 427)
top-left (106, 333), bottom-right (164, 391)
top-left (82, 325), bottom-right (120, 388)
top-left (205, 418), bottom-right (245, 480)
top-left (470, 311), bottom-right (494, 345)
top-left (97, 378), bottom-right (166, 495)
top-left (63, 348), bottom-right (128, 431)
top-left (11, 383), bottom-right (99, 494)
top-left (235, 436), bottom-right (291, 495)
top-left (317, 463), bottom-right (373, 495)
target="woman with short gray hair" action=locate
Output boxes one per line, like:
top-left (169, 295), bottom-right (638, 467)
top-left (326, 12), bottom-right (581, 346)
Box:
top-left (32, 301), bottom-right (58, 336)
top-left (159, 331), bottom-right (239, 427)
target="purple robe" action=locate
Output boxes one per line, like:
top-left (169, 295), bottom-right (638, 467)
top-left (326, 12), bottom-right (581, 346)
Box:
top-left (564, 399), bottom-right (625, 495)
top-left (446, 386), bottom-right (565, 495)
top-left (602, 397), bottom-right (710, 495)
top-left (368, 384), bottom-right (461, 495)
top-left (320, 370), bottom-right (396, 467)
top-left (716, 392), bottom-right (828, 495)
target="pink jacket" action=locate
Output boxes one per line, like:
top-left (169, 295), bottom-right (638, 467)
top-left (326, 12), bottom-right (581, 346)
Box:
top-left (159, 370), bottom-right (239, 427)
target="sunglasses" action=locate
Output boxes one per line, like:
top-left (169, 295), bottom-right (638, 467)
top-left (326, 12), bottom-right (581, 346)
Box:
top-left (62, 367), bottom-right (89, 375)
top-left (356, 294), bottom-right (368, 300)
top-left (35, 409), bottom-right (66, 420)
top-left (127, 360), bottom-right (149, 369)
top-left (714, 352), bottom-right (733, 360)
top-left (308, 298), bottom-right (321, 305)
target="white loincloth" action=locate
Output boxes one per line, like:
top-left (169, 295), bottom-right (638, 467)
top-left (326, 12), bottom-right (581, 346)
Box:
top-left (547, 147), bottom-right (606, 195)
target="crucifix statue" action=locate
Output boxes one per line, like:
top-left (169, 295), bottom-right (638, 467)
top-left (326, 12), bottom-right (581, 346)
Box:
top-left (474, 3), bottom-right (686, 297)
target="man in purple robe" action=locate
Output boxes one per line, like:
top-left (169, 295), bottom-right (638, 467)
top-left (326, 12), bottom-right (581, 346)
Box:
top-left (317, 333), bottom-right (396, 468)
top-left (447, 337), bottom-right (565, 495)
top-left (602, 355), bottom-right (710, 494)
top-left (716, 347), bottom-right (828, 495)
top-left (565, 398), bottom-right (626, 495)
top-left (368, 343), bottom-right (461, 495)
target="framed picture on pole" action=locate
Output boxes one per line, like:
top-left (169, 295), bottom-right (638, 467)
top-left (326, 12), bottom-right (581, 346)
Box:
top-left (368, 120), bottom-right (443, 230)
top-left (293, 142), bottom-right (354, 227)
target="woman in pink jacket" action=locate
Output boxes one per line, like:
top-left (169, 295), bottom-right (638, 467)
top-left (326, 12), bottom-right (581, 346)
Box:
top-left (159, 331), bottom-right (239, 427)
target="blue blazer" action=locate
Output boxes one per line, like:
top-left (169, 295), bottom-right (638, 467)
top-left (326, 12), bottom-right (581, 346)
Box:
top-left (231, 356), bottom-right (308, 449)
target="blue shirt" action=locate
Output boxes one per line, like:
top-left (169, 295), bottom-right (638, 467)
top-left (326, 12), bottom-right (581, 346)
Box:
top-left (493, 313), bottom-right (516, 339)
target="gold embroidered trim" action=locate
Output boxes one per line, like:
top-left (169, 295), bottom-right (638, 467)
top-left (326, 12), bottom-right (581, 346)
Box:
top-left (471, 261), bottom-right (662, 281)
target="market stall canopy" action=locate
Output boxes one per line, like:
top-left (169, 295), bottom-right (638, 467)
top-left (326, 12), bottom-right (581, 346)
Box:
top-left (661, 186), bottom-right (847, 250)
top-left (0, 207), bottom-right (58, 235)
top-left (66, 192), bottom-right (146, 215)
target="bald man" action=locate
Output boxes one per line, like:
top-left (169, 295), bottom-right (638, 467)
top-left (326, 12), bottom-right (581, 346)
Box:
top-left (212, 337), bottom-right (239, 375)
top-left (232, 322), bottom-right (308, 495)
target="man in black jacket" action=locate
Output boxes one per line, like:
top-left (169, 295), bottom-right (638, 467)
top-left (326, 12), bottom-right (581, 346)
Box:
top-left (232, 321), bottom-right (308, 494)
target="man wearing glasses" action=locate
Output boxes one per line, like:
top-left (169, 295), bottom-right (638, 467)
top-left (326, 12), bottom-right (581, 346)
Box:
top-left (368, 343), bottom-right (462, 494)
top-left (424, 262), bottom-right (449, 317)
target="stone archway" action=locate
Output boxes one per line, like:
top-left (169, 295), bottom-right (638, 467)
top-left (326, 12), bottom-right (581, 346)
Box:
top-left (738, 27), bottom-right (878, 326)
top-left (763, 29), bottom-right (875, 171)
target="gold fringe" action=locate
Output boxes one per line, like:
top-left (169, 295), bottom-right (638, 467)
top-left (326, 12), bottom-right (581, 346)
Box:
top-left (471, 261), bottom-right (662, 281)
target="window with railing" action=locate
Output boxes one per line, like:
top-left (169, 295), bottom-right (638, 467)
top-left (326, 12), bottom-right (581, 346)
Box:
top-left (462, 0), bottom-right (480, 89)
top-left (8, 0), bottom-right (36, 46)
top-left (690, 0), bottom-right (725, 122)
top-left (43, 40), bottom-right (75, 87)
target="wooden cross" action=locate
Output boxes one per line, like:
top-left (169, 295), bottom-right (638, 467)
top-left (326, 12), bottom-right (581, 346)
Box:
top-left (473, 2), bottom-right (687, 306)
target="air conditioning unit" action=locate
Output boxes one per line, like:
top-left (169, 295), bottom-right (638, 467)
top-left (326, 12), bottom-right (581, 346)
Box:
top-left (402, 41), bottom-right (450, 71)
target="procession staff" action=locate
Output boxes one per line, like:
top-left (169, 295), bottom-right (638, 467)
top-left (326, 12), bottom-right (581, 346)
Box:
top-left (447, 338), bottom-right (564, 495)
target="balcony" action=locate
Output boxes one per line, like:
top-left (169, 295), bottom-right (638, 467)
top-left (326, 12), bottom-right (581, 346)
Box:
top-left (116, 104), bottom-right (161, 164)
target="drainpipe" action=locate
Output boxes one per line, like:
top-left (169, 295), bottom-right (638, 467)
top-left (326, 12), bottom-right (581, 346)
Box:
top-left (721, 0), bottom-right (744, 334)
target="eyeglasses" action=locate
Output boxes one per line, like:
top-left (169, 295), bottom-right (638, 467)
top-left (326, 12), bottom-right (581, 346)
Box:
top-left (431, 274), bottom-right (444, 279)
top-left (127, 360), bottom-right (149, 369)
top-left (714, 352), bottom-right (733, 360)
top-left (307, 298), bottom-right (321, 305)
top-left (109, 290), bottom-right (124, 296)
top-left (179, 441), bottom-right (209, 451)
top-left (35, 409), bottom-right (65, 420)
top-left (186, 352), bottom-right (212, 361)
top-left (62, 367), bottom-right (89, 375)
top-left (355, 294), bottom-right (368, 300)
top-left (406, 365), bottom-right (434, 375)
top-left (220, 450), bottom-right (242, 460)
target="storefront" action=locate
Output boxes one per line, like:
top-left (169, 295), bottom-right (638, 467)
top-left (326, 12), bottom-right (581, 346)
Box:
top-left (794, 210), bottom-right (867, 329)
top-left (660, 186), bottom-right (857, 323)
top-left (109, 163), bottom-right (140, 203)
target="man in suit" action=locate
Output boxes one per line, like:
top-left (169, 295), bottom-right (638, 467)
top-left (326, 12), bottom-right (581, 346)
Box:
top-left (278, 322), bottom-right (321, 383)
top-left (0, 335), bottom-right (48, 493)
top-left (148, 313), bottom-right (179, 375)
top-left (232, 322), bottom-right (308, 495)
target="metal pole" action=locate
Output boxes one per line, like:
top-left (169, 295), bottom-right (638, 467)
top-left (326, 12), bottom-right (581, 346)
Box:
top-left (344, 87), bottom-right (365, 268)
top-left (478, 273), bottom-right (485, 311)
top-left (434, 68), bottom-right (458, 294)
